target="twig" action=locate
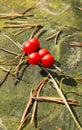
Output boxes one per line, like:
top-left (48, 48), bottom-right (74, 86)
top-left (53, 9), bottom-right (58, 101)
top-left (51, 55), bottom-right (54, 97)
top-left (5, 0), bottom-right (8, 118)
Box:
top-left (46, 33), bottom-right (57, 41)
top-left (14, 26), bottom-right (33, 36)
top-left (0, 57), bottom-right (20, 64)
top-left (56, 128), bottom-right (62, 130)
top-left (54, 64), bottom-right (68, 78)
top-left (4, 20), bottom-right (28, 24)
top-left (76, 7), bottom-right (82, 11)
top-left (3, 24), bottom-right (29, 28)
top-left (69, 42), bottom-right (82, 47)
top-left (22, 7), bottom-right (35, 15)
top-left (45, 69), bottom-right (82, 130)
top-left (3, 23), bottom-right (37, 28)
top-left (0, 70), bottom-right (10, 87)
top-left (30, 77), bottom-right (48, 124)
top-left (10, 14), bottom-right (33, 20)
top-left (35, 27), bottom-right (46, 38)
top-left (54, 30), bottom-right (61, 44)
top-left (74, 77), bottom-right (82, 81)
top-left (13, 53), bottom-right (25, 74)
top-left (10, 6), bottom-right (35, 20)
top-left (0, 66), bottom-right (10, 73)
top-left (4, 20), bottom-right (37, 25)
top-left (2, 33), bottom-right (22, 50)
top-left (13, 60), bottom-right (25, 75)
top-left (33, 96), bottom-right (80, 106)
top-left (21, 90), bottom-right (36, 122)
top-left (0, 13), bottom-right (22, 18)
top-left (18, 113), bottom-right (31, 130)
top-left (0, 47), bottom-right (19, 55)
top-left (0, 13), bottom-right (33, 19)
top-left (0, 66), bottom-right (26, 82)
top-left (46, 30), bottom-right (61, 44)
top-left (29, 25), bottom-right (38, 39)
top-left (21, 78), bottom-right (48, 123)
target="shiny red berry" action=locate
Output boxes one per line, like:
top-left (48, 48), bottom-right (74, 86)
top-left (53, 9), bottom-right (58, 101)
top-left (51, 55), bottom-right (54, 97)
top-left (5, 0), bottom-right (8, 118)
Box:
top-left (38, 48), bottom-right (50, 58)
top-left (28, 52), bottom-right (40, 65)
top-left (41, 54), bottom-right (54, 67)
top-left (29, 38), bottom-right (40, 51)
top-left (23, 38), bottom-right (40, 54)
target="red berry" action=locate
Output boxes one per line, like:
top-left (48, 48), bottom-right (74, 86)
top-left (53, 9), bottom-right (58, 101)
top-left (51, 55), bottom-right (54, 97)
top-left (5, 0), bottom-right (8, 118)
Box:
top-left (23, 38), bottom-right (40, 54)
top-left (29, 38), bottom-right (40, 51)
top-left (38, 48), bottom-right (50, 58)
top-left (41, 54), bottom-right (54, 67)
top-left (28, 52), bottom-right (40, 65)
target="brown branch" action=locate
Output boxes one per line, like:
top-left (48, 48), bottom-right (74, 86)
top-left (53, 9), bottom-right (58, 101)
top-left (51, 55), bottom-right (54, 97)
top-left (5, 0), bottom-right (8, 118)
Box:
top-left (69, 42), bottom-right (82, 47)
top-left (30, 77), bottom-right (48, 124)
top-left (20, 78), bottom-right (46, 122)
top-left (20, 90), bottom-right (35, 122)
top-left (2, 33), bottom-right (22, 50)
top-left (54, 30), bottom-right (61, 44)
top-left (46, 30), bottom-right (61, 44)
top-left (74, 77), bottom-right (82, 81)
top-left (0, 47), bottom-right (18, 55)
top-left (35, 27), bottom-right (46, 38)
top-left (76, 7), bottom-right (82, 11)
top-left (0, 12), bottom-right (33, 19)
top-left (18, 113), bottom-right (31, 130)
top-left (54, 64), bottom-right (68, 78)
top-left (22, 7), bottom-right (35, 15)
top-left (29, 25), bottom-right (38, 39)
top-left (32, 96), bottom-right (80, 106)
top-left (0, 57), bottom-right (20, 64)
top-left (13, 53), bottom-right (25, 74)
top-left (20, 77), bottom-right (48, 128)
top-left (14, 26), bottom-right (33, 36)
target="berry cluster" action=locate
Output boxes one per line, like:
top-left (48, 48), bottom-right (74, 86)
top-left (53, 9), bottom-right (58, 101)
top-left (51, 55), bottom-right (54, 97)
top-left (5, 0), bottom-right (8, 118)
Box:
top-left (23, 38), bottom-right (55, 67)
